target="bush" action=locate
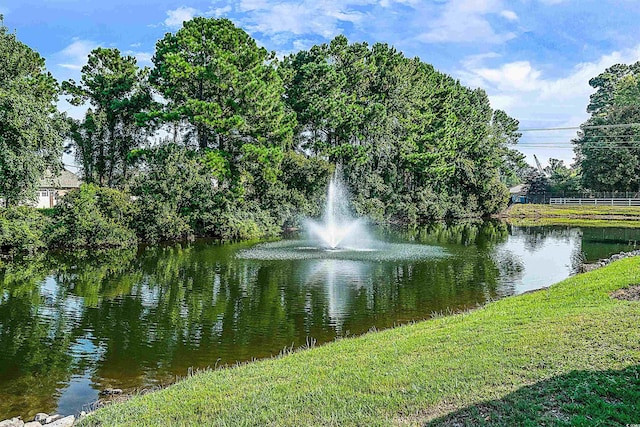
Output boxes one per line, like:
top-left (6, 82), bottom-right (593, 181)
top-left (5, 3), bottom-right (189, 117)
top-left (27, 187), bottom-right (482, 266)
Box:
top-left (204, 201), bottom-right (281, 241)
top-left (133, 198), bottom-right (193, 242)
top-left (0, 207), bottom-right (50, 254)
top-left (49, 184), bottom-right (137, 249)
top-left (130, 145), bottom-right (213, 242)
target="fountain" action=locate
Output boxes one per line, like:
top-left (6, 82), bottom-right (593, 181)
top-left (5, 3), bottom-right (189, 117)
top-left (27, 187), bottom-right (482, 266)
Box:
top-left (238, 170), bottom-right (447, 262)
top-left (303, 171), bottom-right (370, 250)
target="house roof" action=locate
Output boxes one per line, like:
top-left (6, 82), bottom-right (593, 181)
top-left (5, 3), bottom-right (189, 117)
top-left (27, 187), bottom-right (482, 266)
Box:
top-left (509, 184), bottom-right (526, 194)
top-left (39, 169), bottom-right (82, 189)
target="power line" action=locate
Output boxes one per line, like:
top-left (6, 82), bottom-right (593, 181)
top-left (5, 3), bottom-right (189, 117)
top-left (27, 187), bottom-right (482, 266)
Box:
top-left (523, 134), bottom-right (640, 140)
top-left (515, 140), bottom-right (640, 147)
top-left (519, 123), bottom-right (640, 132)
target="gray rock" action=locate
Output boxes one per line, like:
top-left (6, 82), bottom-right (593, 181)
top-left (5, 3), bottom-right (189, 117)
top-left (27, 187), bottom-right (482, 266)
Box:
top-left (33, 414), bottom-right (48, 423)
top-left (0, 418), bottom-right (24, 427)
top-left (46, 417), bottom-right (74, 427)
top-left (24, 422), bottom-right (42, 427)
top-left (43, 415), bottom-right (62, 425)
top-left (100, 388), bottom-right (123, 396)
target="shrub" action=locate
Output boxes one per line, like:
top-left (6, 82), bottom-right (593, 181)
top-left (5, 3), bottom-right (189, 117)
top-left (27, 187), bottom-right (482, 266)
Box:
top-left (204, 202), bottom-right (281, 241)
top-left (0, 207), bottom-right (50, 254)
top-left (49, 184), bottom-right (137, 249)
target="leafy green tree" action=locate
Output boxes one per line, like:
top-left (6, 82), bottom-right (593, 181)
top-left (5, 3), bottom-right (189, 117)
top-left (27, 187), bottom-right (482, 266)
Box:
top-left (0, 17), bottom-right (68, 206)
top-left (63, 47), bottom-right (152, 187)
top-left (49, 184), bottom-right (137, 249)
top-left (524, 170), bottom-right (550, 201)
top-left (130, 144), bottom-right (216, 242)
top-left (282, 36), bottom-right (519, 221)
top-left (149, 17), bottom-right (295, 152)
top-left (545, 158), bottom-right (582, 194)
top-left (575, 62), bottom-right (640, 192)
top-left (0, 207), bottom-right (51, 254)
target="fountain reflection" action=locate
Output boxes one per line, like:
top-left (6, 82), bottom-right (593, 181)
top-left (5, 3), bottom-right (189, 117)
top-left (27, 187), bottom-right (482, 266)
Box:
top-left (301, 259), bottom-right (370, 329)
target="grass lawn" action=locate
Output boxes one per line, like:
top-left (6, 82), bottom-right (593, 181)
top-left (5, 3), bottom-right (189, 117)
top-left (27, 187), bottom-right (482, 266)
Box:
top-left (80, 258), bottom-right (640, 427)
top-left (505, 204), bottom-right (640, 219)
top-left (506, 217), bottom-right (640, 229)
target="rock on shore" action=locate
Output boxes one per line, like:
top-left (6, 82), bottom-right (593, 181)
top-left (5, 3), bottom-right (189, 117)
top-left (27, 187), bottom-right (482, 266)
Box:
top-left (580, 249), bottom-right (640, 273)
top-left (0, 414), bottom-right (76, 427)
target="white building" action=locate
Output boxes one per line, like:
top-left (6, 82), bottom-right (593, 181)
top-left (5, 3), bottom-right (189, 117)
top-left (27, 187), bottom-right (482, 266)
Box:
top-left (35, 169), bottom-right (82, 208)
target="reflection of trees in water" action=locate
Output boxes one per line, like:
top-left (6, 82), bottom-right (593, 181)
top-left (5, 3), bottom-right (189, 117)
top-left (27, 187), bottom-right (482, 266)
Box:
top-left (509, 225), bottom-right (581, 253)
top-left (0, 255), bottom-right (75, 418)
top-left (580, 228), bottom-right (640, 261)
top-left (509, 225), bottom-right (640, 264)
top-left (570, 245), bottom-right (586, 274)
top-left (0, 226), bottom-right (509, 417)
top-left (397, 220), bottom-right (509, 248)
top-left (491, 250), bottom-right (525, 297)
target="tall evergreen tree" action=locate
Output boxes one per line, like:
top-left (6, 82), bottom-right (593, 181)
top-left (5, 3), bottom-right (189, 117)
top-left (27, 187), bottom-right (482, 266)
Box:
top-left (148, 17), bottom-right (295, 152)
top-left (282, 36), bottom-right (521, 220)
top-left (63, 47), bottom-right (152, 187)
top-left (0, 17), bottom-right (68, 206)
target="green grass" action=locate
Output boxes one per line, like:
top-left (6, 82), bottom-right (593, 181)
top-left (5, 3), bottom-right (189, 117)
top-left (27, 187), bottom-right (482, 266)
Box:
top-left (80, 258), bottom-right (640, 427)
top-left (506, 204), bottom-right (640, 219)
top-left (506, 217), bottom-right (640, 228)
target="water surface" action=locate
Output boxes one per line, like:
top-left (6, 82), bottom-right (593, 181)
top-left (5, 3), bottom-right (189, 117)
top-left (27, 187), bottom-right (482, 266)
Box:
top-left (1, 222), bottom-right (638, 418)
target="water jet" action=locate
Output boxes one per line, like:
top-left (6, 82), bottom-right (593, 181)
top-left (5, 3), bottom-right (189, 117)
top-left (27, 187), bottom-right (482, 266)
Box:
top-left (304, 171), bottom-right (370, 250)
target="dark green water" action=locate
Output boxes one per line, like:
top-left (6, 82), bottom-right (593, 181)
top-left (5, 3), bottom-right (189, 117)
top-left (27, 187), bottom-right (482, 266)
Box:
top-left (1, 221), bottom-right (639, 419)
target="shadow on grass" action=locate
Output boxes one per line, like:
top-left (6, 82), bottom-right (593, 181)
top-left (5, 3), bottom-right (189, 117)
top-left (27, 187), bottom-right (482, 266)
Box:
top-left (427, 365), bottom-right (640, 427)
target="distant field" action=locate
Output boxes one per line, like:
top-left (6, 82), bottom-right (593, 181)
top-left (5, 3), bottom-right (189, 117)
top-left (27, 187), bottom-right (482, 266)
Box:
top-left (506, 217), bottom-right (640, 229)
top-left (505, 204), bottom-right (640, 219)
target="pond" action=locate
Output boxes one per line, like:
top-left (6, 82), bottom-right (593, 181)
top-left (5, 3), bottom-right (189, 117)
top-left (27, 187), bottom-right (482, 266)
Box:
top-left (1, 221), bottom-right (639, 419)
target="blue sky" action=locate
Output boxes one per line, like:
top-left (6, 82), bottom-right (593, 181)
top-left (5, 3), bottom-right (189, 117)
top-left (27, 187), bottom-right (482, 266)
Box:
top-left (2, 0), bottom-right (640, 167)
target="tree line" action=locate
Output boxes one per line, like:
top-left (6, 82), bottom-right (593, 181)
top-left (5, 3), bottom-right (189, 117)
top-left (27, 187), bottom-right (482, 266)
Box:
top-left (3, 16), bottom-right (526, 252)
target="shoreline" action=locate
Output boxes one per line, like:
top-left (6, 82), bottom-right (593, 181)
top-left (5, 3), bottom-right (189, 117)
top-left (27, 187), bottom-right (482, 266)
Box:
top-left (75, 255), bottom-right (640, 426)
top-left (497, 203), bottom-right (640, 221)
top-left (4, 249), bottom-right (635, 426)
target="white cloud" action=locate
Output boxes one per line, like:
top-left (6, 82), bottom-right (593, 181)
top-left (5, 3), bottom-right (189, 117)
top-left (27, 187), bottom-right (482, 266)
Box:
top-left (456, 45), bottom-right (640, 164)
top-left (164, 6), bottom-right (199, 29)
top-left (56, 39), bottom-right (98, 70)
top-left (236, 0), bottom-right (373, 39)
top-left (500, 10), bottom-right (518, 21)
top-left (238, 0), bottom-right (269, 12)
top-left (292, 39), bottom-right (315, 52)
top-left (123, 50), bottom-right (153, 66)
top-left (417, 0), bottom-right (516, 44)
top-left (473, 61), bottom-right (542, 91)
top-left (461, 52), bottom-right (501, 68)
top-left (379, 0), bottom-right (421, 7)
top-left (208, 5), bottom-right (232, 17)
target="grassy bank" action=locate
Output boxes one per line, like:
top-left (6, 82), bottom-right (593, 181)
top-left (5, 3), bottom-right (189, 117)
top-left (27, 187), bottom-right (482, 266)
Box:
top-left (80, 258), bottom-right (640, 426)
top-left (506, 217), bottom-right (640, 228)
top-left (504, 203), bottom-right (640, 219)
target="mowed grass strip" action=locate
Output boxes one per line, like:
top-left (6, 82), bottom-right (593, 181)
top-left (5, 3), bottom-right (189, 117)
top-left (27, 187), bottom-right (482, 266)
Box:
top-left (506, 217), bottom-right (640, 229)
top-left (506, 204), bottom-right (640, 219)
top-left (80, 258), bottom-right (640, 427)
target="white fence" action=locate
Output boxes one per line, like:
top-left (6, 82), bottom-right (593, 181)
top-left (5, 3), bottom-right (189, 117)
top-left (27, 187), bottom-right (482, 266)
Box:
top-left (549, 198), bottom-right (640, 206)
